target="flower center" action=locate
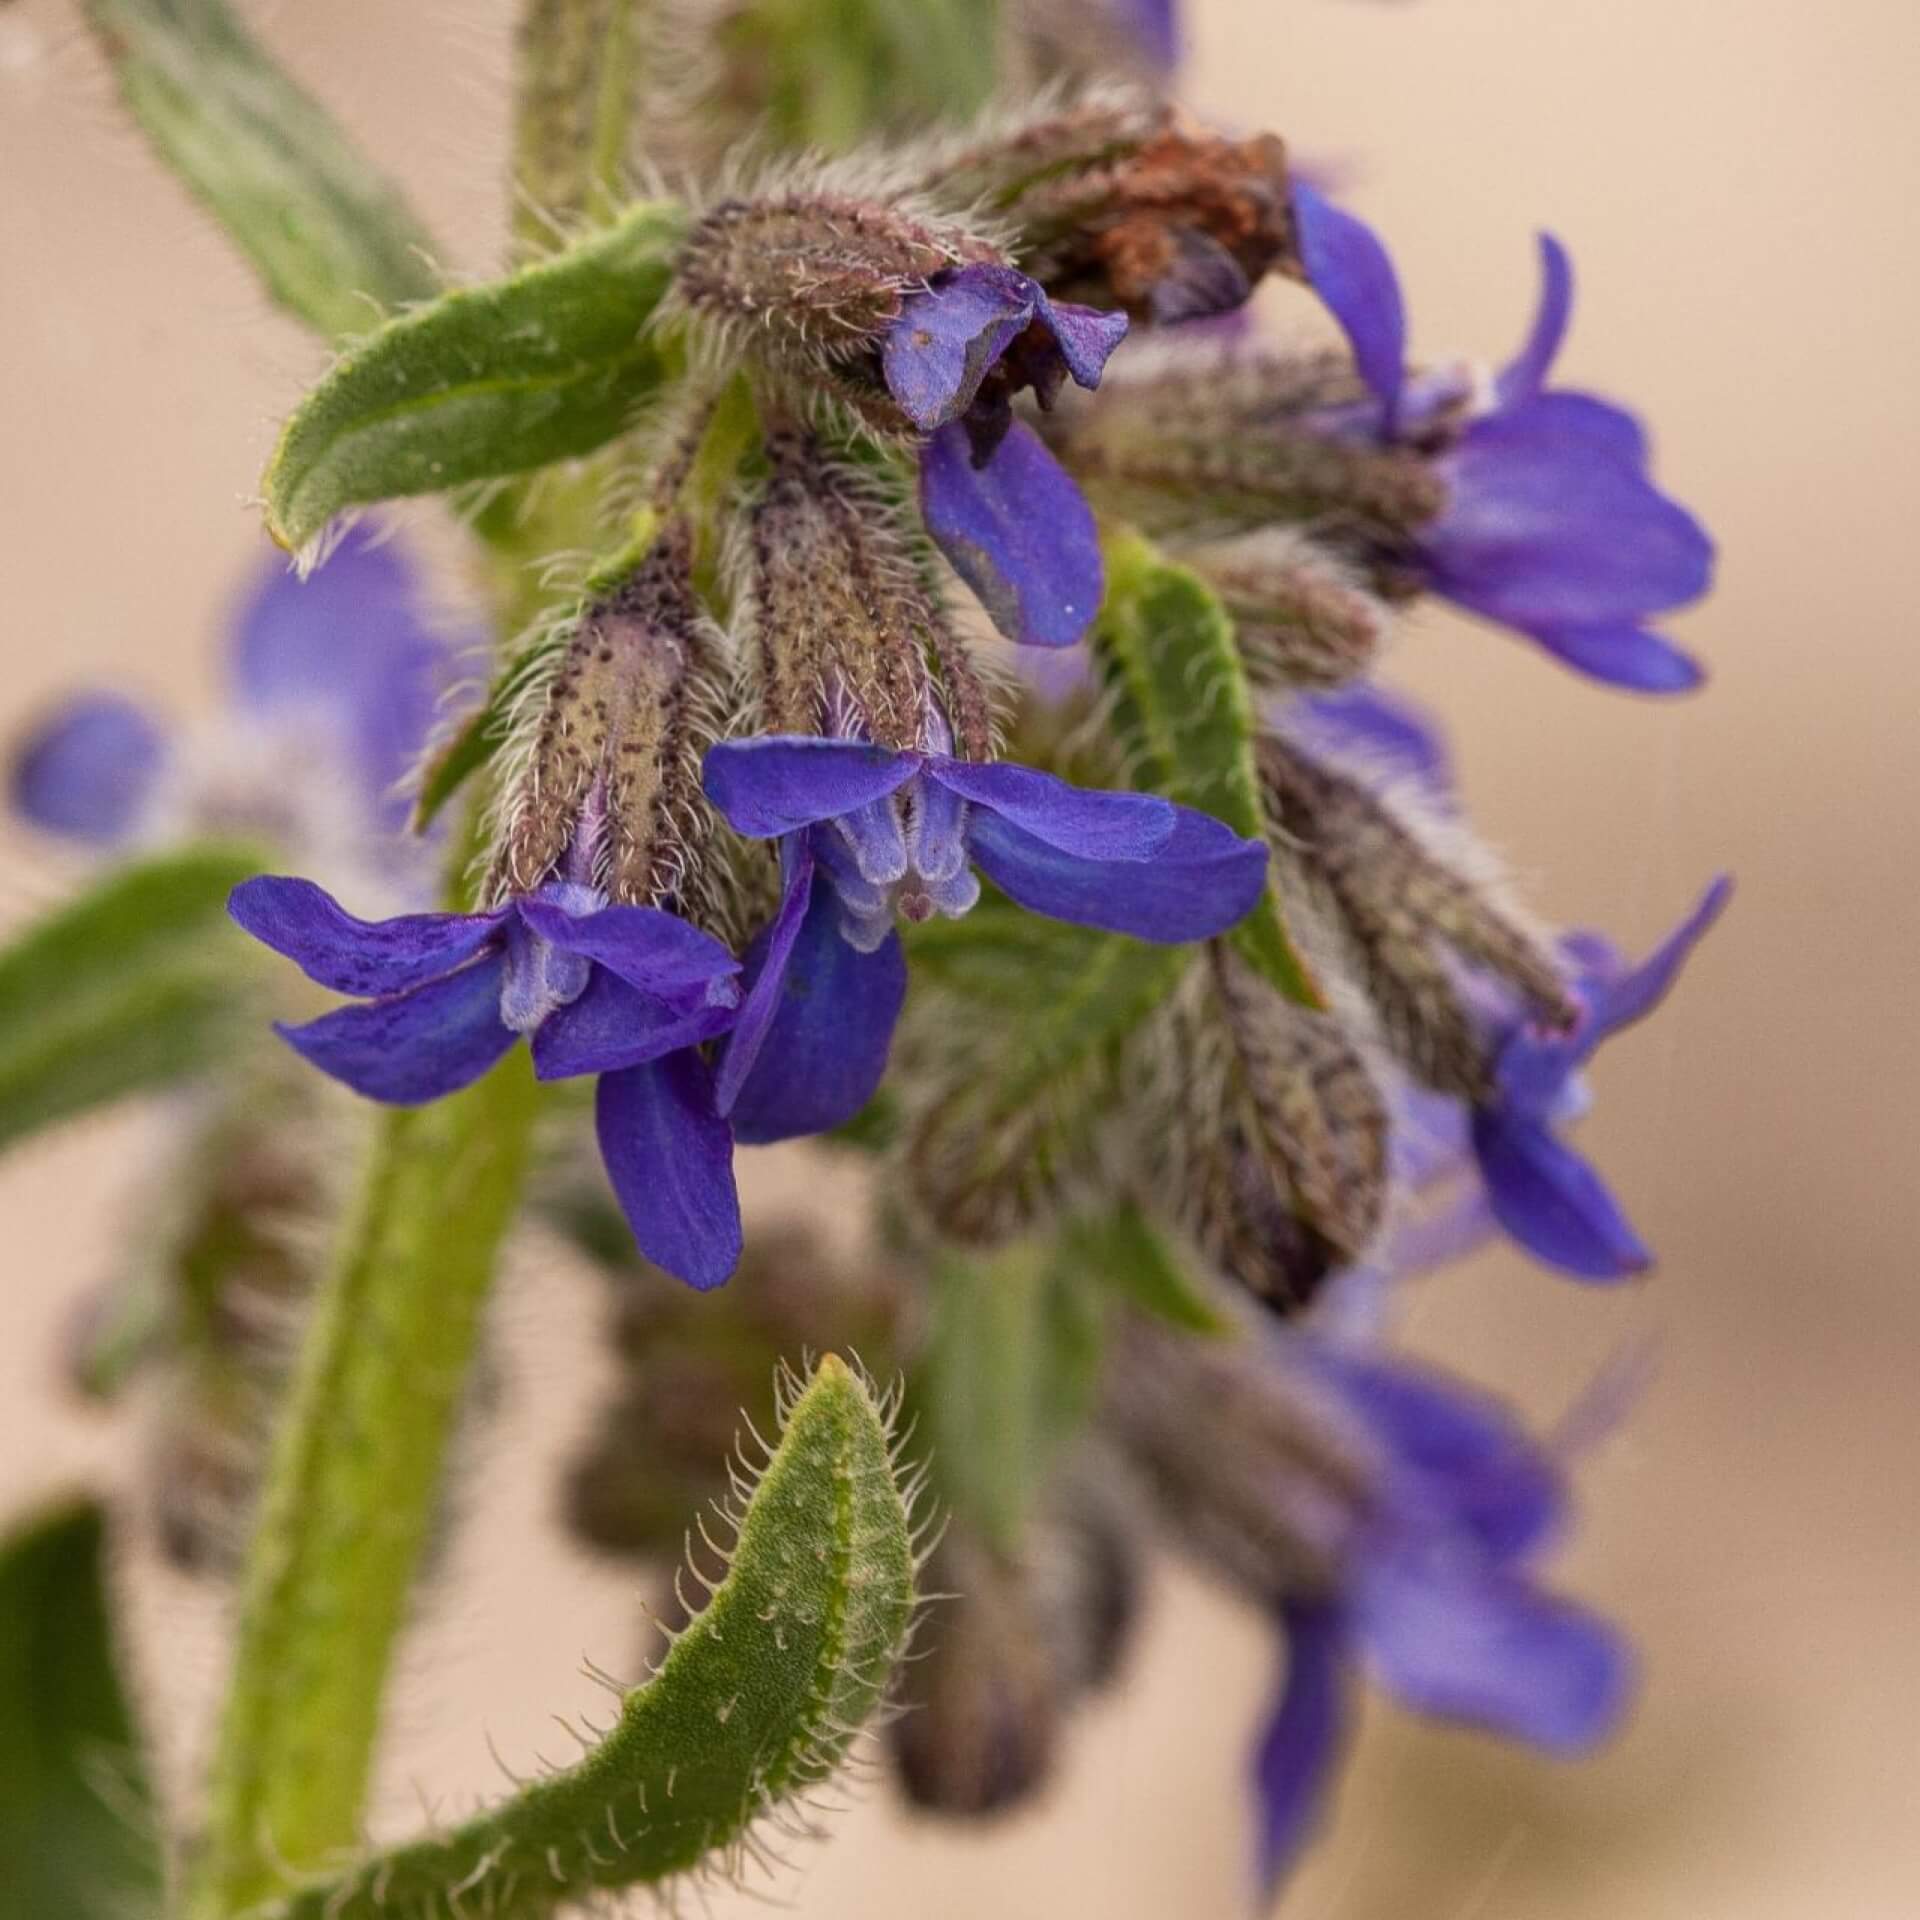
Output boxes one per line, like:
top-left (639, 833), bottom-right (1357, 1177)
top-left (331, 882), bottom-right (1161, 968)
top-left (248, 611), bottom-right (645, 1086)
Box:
top-left (498, 882), bottom-right (600, 1033)
top-left (817, 773), bottom-right (980, 952)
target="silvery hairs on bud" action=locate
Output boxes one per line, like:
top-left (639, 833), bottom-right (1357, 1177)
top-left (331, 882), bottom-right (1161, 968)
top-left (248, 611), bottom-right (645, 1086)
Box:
top-left (488, 517), bottom-right (730, 923)
top-left (1129, 945), bottom-right (1390, 1311)
top-left (1256, 726), bottom-right (1574, 1100)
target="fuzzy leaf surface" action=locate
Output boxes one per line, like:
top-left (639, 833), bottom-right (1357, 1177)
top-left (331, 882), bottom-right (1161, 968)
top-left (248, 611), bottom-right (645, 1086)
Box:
top-left (1093, 533), bottom-right (1323, 1007)
top-left (263, 201), bottom-right (687, 554)
top-left (268, 1356), bottom-right (915, 1918)
top-left (0, 845), bottom-right (266, 1154)
top-left (0, 1500), bottom-right (162, 1919)
top-left (83, 0), bottom-right (440, 343)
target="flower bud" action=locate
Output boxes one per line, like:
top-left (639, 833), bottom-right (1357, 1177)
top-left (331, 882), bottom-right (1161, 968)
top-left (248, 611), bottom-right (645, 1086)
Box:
top-left (1256, 731), bottom-right (1574, 1098)
top-left (491, 519), bottom-right (727, 914)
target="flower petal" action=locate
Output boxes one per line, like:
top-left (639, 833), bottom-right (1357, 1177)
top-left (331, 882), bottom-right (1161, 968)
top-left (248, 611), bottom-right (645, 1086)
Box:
top-left (1354, 1548), bottom-right (1633, 1751)
top-left (1288, 684), bottom-right (1454, 797)
top-left (595, 1053), bottom-right (742, 1291)
top-left (532, 967), bottom-right (736, 1080)
top-left (276, 955), bottom-right (515, 1103)
top-left (9, 693), bottom-right (168, 844)
top-left (228, 526), bottom-right (461, 822)
top-left (1035, 293), bottom-right (1131, 391)
top-left (927, 757), bottom-right (1175, 859)
top-left (517, 897), bottom-right (742, 1001)
top-left (1471, 1108), bottom-right (1651, 1280)
top-left (919, 420), bottom-right (1105, 649)
top-left (1522, 623), bottom-right (1705, 694)
top-left (1302, 1344), bottom-right (1564, 1562)
top-left (1292, 184), bottom-right (1407, 421)
top-left (1115, 0), bottom-right (1180, 70)
top-left (727, 872), bottom-right (908, 1146)
top-left (1493, 233), bottom-right (1574, 413)
top-left (714, 837), bottom-right (815, 1115)
top-left (1582, 874), bottom-right (1733, 1043)
top-left (967, 803), bottom-right (1267, 942)
top-left (702, 737), bottom-right (919, 838)
top-left (1514, 390), bottom-right (1650, 467)
top-left (229, 875), bottom-right (506, 996)
top-left (1252, 1605), bottom-right (1351, 1898)
top-left (883, 266), bottom-right (1038, 430)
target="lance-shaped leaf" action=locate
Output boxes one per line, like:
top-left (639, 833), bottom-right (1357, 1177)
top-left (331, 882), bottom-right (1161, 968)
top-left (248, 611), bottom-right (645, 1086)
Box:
top-left (264, 1356), bottom-right (917, 1919)
top-left (1092, 533), bottom-right (1324, 1008)
top-left (0, 1501), bottom-right (163, 1919)
top-left (903, 901), bottom-right (1191, 1242)
top-left (0, 845), bottom-right (267, 1155)
top-left (263, 201), bottom-right (688, 557)
top-left (1059, 1204), bottom-right (1233, 1336)
top-left (913, 1242), bottom-right (1104, 1555)
top-left (82, 0), bottom-right (440, 343)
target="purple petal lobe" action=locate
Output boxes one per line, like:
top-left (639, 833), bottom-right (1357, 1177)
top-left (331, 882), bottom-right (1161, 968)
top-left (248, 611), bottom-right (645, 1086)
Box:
top-left (1582, 874), bottom-right (1732, 1043)
top-left (9, 693), bottom-right (168, 844)
top-left (927, 758), bottom-right (1175, 859)
top-left (919, 421), bottom-right (1105, 649)
top-left (884, 267), bottom-right (1037, 430)
top-left (1289, 685), bottom-right (1454, 797)
top-left (1038, 295), bottom-right (1131, 390)
top-left (1115, 0), bottom-right (1180, 70)
top-left (229, 875), bottom-right (505, 996)
top-left (532, 967), bottom-right (736, 1080)
top-left (1494, 233), bottom-right (1574, 413)
top-left (229, 526), bottom-right (460, 822)
top-left (276, 956), bottom-right (515, 1104)
top-left (1253, 1606), bottom-right (1350, 1897)
top-left (1518, 390), bottom-right (1650, 466)
top-left (595, 1054), bottom-right (742, 1290)
top-left (1472, 1109), bottom-right (1651, 1280)
top-left (518, 898), bottom-right (742, 1000)
top-left (1524, 623), bottom-right (1705, 694)
top-left (1292, 184), bottom-right (1407, 421)
top-left (715, 838), bottom-right (815, 1115)
top-left (1303, 1345), bottom-right (1564, 1562)
top-left (1354, 1550), bottom-right (1633, 1751)
top-left (727, 874), bottom-right (908, 1145)
top-left (967, 803), bottom-right (1267, 942)
top-left (702, 737), bottom-right (918, 838)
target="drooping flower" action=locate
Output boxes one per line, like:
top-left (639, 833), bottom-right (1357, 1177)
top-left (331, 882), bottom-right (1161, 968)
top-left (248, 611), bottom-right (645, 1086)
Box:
top-left (10, 526), bottom-right (461, 885)
top-left (1281, 681), bottom-right (1732, 1280)
top-left (884, 264), bottom-right (1128, 650)
top-left (702, 721), bottom-right (1270, 1145)
top-left (1248, 1338), bottom-right (1630, 1893)
top-left (1292, 185), bottom-right (1715, 692)
top-left (229, 877), bottom-right (745, 1291)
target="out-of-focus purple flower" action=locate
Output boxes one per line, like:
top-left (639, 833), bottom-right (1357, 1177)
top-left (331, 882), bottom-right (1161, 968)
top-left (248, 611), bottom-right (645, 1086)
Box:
top-left (885, 265), bottom-right (1127, 650)
top-left (1252, 1338), bottom-right (1630, 1895)
top-left (9, 528), bottom-right (465, 882)
top-left (702, 724), bottom-right (1269, 1143)
top-left (1114, 0), bottom-right (1181, 71)
top-left (1292, 185), bottom-right (1714, 693)
top-left (229, 874), bottom-right (744, 1289)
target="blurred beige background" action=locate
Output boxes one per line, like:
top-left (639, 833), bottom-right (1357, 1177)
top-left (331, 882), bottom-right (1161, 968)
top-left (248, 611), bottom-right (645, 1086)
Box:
top-left (3, 0), bottom-right (1917, 1914)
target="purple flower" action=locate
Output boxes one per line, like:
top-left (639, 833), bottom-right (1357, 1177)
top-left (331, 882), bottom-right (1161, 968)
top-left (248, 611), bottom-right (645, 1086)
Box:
top-left (885, 265), bottom-right (1128, 650)
top-left (1114, 0), bottom-right (1180, 70)
top-left (10, 528), bottom-right (463, 863)
top-left (1293, 186), bottom-right (1715, 692)
top-left (1252, 1339), bottom-right (1630, 1894)
top-left (702, 726), bottom-right (1270, 1144)
top-left (228, 875), bottom-right (745, 1289)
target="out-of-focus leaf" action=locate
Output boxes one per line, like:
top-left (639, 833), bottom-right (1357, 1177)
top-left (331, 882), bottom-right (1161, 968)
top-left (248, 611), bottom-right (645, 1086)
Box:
top-left (1061, 1205), bottom-right (1233, 1336)
top-left (0, 845), bottom-right (266, 1154)
top-left (263, 201), bottom-right (688, 557)
top-left (0, 1500), bottom-right (162, 1919)
top-left (1093, 532), bottom-right (1324, 1008)
top-left (82, 0), bottom-right (440, 343)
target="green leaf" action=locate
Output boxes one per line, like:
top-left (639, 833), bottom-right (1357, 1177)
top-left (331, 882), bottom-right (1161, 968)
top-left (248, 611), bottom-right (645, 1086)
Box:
top-left (904, 903), bottom-right (1191, 1239)
top-left (265, 1356), bottom-right (916, 1919)
top-left (0, 1501), bottom-right (163, 1919)
top-left (262, 201), bottom-right (689, 556)
top-left (915, 1242), bottom-right (1104, 1556)
top-left (1060, 1205), bottom-right (1233, 1337)
top-left (1092, 532), bottom-right (1324, 1008)
top-left (0, 845), bottom-right (267, 1155)
top-left (82, 0), bottom-right (440, 343)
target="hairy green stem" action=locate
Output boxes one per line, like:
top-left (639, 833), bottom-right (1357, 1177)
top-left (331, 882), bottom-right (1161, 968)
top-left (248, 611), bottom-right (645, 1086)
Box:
top-left (184, 1051), bottom-right (539, 1919)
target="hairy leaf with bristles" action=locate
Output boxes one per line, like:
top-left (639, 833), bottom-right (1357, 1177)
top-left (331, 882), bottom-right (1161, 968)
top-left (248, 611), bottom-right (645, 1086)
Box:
top-left (266, 1356), bottom-right (917, 1918)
